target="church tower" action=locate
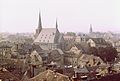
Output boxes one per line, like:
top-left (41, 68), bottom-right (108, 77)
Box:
top-left (35, 12), bottom-right (42, 38)
top-left (89, 24), bottom-right (93, 33)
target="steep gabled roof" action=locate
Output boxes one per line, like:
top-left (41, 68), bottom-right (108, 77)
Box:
top-left (74, 43), bottom-right (89, 53)
top-left (88, 38), bottom-right (107, 45)
top-left (34, 28), bottom-right (57, 43)
top-left (0, 68), bottom-right (21, 81)
top-left (30, 70), bottom-right (70, 81)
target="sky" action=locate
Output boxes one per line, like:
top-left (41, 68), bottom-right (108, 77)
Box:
top-left (0, 0), bottom-right (120, 33)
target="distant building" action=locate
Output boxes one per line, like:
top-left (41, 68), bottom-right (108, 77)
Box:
top-left (87, 38), bottom-right (109, 48)
top-left (34, 12), bottom-right (64, 50)
top-left (89, 24), bottom-right (93, 33)
top-left (75, 34), bottom-right (89, 43)
top-left (49, 49), bottom-right (64, 66)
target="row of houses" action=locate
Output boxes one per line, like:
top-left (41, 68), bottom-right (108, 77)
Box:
top-left (0, 12), bottom-right (120, 81)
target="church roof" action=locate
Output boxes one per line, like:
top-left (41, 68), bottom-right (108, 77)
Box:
top-left (34, 28), bottom-right (58, 43)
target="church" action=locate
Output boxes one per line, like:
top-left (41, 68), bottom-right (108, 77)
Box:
top-left (34, 12), bottom-right (64, 50)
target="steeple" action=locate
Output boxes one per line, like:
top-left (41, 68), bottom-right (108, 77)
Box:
top-left (38, 11), bottom-right (42, 29)
top-left (35, 11), bottom-right (42, 38)
top-left (89, 24), bottom-right (93, 33)
top-left (56, 18), bottom-right (58, 29)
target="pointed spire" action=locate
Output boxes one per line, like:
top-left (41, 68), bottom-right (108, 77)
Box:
top-left (89, 24), bottom-right (93, 33)
top-left (38, 11), bottom-right (42, 29)
top-left (56, 18), bottom-right (58, 29)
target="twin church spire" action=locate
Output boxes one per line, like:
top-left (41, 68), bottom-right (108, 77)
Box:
top-left (35, 11), bottom-right (59, 38)
top-left (37, 11), bottom-right (58, 30)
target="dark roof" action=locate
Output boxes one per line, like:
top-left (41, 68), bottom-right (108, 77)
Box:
top-left (89, 38), bottom-right (107, 45)
top-left (74, 43), bottom-right (89, 53)
top-left (32, 44), bottom-right (42, 52)
top-left (0, 68), bottom-right (21, 81)
top-left (74, 66), bottom-right (89, 74)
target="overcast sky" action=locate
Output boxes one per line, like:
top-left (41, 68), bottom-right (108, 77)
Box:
top-left (0, 0), bottom-right (120, 33)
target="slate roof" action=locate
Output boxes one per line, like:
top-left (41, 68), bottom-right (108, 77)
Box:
top-left (34, 28), bottom-right (58, 43)
top-left (74, 43), bottom-right (89, 53)
top-left (52, 49), bottom-right (64, 55)
top-left (88, 38), bottom-right (107, 45)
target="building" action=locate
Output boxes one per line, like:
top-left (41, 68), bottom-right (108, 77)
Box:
top-left (49, 49), bottom-right (64, 66)
top-left (0, 68), bottom-right (21, 81)
top-left (34, 12), bottom-right (64, 50)
top-left (29, 70), bottom-right (70, 81)
top-left (87, 38), bottom-right (108, 48)
top-left (89, 24), bottom-right (93, 33)
top-left (0, 41), bottom-right (12, 59)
